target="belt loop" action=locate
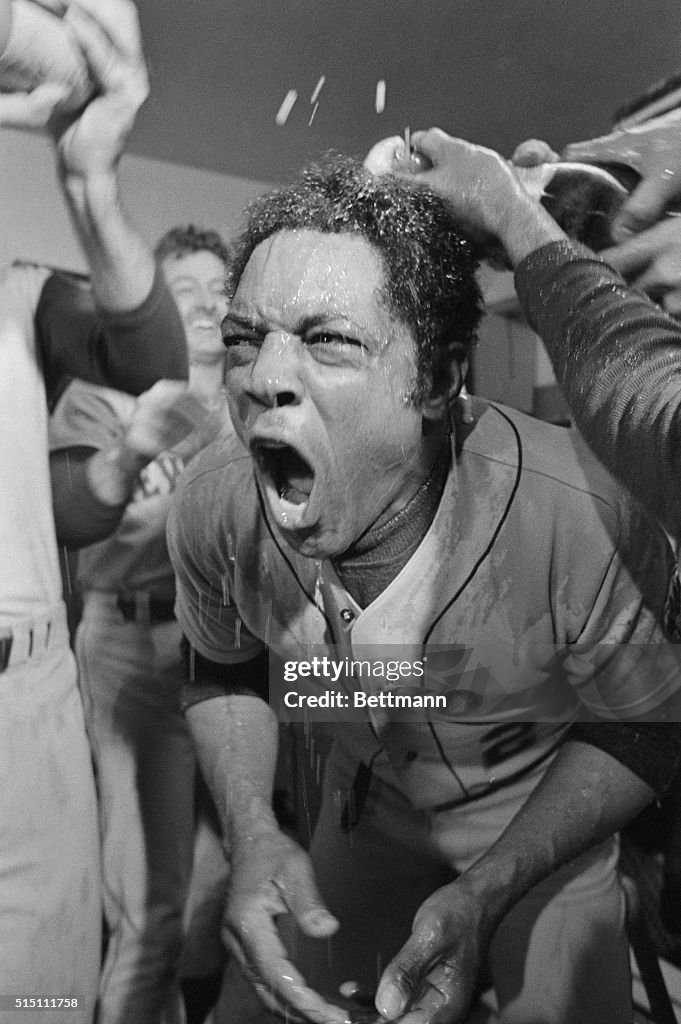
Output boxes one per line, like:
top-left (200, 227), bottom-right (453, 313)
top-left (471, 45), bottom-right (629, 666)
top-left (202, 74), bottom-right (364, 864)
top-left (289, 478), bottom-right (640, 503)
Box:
top-left (135, 591), bottom-right (151, 628)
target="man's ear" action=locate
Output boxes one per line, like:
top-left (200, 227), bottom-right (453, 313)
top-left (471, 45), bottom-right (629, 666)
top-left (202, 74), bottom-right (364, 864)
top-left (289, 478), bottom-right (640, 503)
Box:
top-left (422, 357), bottom-right (468, 421)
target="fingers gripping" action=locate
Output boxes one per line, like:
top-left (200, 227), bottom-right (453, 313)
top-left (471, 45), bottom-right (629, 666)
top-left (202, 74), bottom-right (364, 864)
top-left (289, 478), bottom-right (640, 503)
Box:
top-left (376, 916), bottom-right (445, 1019)
top-left (63, 0), bottom-right (148, 104)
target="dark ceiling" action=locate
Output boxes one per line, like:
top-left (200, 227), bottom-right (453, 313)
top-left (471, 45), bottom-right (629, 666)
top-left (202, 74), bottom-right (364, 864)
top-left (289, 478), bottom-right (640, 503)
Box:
top-left (132, 0), bottom-right (681, 185)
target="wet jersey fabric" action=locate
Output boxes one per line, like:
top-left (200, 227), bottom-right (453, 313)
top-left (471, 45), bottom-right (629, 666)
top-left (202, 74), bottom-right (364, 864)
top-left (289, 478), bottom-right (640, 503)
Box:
top-left (169, 399), bottom-right (678, 810)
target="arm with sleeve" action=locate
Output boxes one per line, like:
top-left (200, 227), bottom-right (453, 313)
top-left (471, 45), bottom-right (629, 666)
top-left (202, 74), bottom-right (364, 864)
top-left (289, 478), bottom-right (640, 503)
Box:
top-left (167, 476), bottom-right (276, 841)
top-left (515, 239), bottom-right (681, 536)
top-left (50, 380), bottom-right (132, 548)
top-left (36, 264), bottom-right (188, 403)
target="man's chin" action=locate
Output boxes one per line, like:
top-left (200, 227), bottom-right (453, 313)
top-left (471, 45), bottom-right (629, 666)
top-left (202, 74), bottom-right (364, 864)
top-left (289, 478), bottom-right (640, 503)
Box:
top-left (269, 507), bottom-right (345, 561)
top-left (270, 520), bottom-right (330, 559)
top-left (259, 479), bottom-right (350, 559)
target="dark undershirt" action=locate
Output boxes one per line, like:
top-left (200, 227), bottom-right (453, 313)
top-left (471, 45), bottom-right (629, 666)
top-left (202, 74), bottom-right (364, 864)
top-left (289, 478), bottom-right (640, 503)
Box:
top-left (333, 440), bottom-right (451, 609)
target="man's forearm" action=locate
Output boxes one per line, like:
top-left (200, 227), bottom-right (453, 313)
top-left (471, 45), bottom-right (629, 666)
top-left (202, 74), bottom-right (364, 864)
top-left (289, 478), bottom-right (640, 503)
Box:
top-left (186, 694), bottom-right (280, 846)
top-left (515, 240), bottom-right (681, 534)
top-left (60, 171), bottom-right (155, 312)
top-left (51, 446), bottom-right (128, 548)
top-left (458, 740), bottom-right (654, 938)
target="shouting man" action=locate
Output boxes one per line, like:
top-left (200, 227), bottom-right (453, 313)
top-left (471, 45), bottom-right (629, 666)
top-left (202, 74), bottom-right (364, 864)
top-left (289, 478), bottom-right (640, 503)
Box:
top-left (168, 157), bottom-right (681, 1024)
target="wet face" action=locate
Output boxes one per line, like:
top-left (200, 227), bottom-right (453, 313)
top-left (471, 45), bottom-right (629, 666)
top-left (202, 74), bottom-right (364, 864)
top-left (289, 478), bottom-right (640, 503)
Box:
top-left (222, 229), bottom-right (435, 559)
top-left (162, 250), bottom-right (228, 364)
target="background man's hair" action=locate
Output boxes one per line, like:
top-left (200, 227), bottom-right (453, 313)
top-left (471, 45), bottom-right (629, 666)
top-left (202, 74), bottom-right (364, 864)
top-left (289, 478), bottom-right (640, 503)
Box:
top-left (155, 224), bottom-right (231, 266)
top-left (228, 156), bottom-right (483, 402)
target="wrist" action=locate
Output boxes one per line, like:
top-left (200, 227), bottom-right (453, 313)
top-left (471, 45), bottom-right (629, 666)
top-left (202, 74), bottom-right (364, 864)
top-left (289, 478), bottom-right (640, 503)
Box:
top-left (113, 435), bottom-right (153, 474)
top-left (456, 855), bottom-right (529, 940)
top-left (225, 795), bottom-right (281, 850)
top-left (494, 194), bottom-right (567, 266)
top-left (60, 168), bottom-right (120, 204)
top-left (85, 441), bottom-right (148, 508)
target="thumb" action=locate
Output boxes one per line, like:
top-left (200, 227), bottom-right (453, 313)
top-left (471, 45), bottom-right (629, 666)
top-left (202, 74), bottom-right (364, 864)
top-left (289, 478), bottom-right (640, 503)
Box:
top-left (511, 138), bottom-right (559, 168)
top-left (0, 81), bottom-right (70, 128)
top-left (611, 174), bottom-right (679, 241)
top-left (376, 931), bottom-right (438, 1020)
top-left (364, 135), bottom-right (404, 174)
top-left (278, 853), bottom-right (339, 938)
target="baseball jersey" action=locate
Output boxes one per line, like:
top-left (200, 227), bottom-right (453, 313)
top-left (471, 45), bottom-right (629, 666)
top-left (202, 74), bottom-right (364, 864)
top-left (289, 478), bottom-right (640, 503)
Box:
top-left (168, 400), bottom-right (679, 810)
top-left (51, 381), bottom-right (183, 599)
top-left (50, 379), bottom-right (234, 598)
top-left (0, 263), bottom-right (187, 624)
top-left (0, 264), bottom-right (58, 622)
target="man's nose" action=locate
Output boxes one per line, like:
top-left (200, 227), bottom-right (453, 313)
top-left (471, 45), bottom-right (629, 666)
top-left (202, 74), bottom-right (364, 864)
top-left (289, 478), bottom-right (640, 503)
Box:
top-left (247, 332), bottom-right (303, 408)
top-left (196, 288), bottom-right (222, 314)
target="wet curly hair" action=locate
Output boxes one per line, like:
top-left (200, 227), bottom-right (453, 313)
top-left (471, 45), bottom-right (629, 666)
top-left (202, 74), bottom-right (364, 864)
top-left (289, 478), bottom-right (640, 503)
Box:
top-left (155, 224), bottom-right (231, 267)
top-left (227, 156), bottom-right (483, 402)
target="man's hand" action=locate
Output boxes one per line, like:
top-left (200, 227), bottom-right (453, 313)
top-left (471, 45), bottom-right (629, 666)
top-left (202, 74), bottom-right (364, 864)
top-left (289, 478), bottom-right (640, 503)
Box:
top-left (84, 381), bottom-right (210, 508)
top-left (224, 823), bottom-right (350, 1024)
top-left (50, 0), bottom-right (148, 179)
top-left (598, 218), bottom-right (681, 316)
top-left (375, 876), bottom-right (491, 1024)
top-left (511, 137), bottom-right (560, 168)
top-left (383, 128), bottom-right (565, 267)
top-left (512, 135), bottom-right (681, 314)
top-left (364, 135), bottom-right (415, 175)
top-left (0, 79), bottom-right (69, 127)
top-left (123, 380), bottom-right (210, 463)
top-left (0, 0), bottom-right (94, 127)
top-left (381, 128), bottom-right (526, 240)
top-left (562, 109), bottom-right (681, 241)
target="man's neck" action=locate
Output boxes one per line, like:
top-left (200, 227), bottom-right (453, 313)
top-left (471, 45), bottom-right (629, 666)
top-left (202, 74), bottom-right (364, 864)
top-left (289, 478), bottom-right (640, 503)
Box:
top-left (333, 430), bottom-right (451, 609)
top-left (188, 359), bottom-right (225, 402)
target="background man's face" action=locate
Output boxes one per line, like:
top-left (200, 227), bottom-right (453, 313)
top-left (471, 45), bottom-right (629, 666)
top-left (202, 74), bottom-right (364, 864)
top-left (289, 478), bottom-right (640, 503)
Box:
top-left (162, 250), bottom-right (227, 364)
top-left (222, 228), bottom-right (431, 558)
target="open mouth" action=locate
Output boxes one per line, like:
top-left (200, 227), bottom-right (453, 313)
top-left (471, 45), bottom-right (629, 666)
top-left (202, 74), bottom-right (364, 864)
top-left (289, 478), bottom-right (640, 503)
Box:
top-left (254, 442), bottom-right (315, 507)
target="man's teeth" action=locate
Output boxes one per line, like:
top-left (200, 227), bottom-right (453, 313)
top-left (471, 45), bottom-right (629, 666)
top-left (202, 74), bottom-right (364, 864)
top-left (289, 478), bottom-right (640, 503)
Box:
top-left (280, 484), bottom-right (309, 505)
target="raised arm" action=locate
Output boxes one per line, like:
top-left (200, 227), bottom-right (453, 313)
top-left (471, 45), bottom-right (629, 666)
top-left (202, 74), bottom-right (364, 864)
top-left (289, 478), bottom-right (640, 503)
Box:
top-left (51, 379), bottom-right (210, 548)
top-left (37, 0), bottom-right (187, 392)
top-left (514, 240), bottom-right (681, 535)
top-left (51, 0), bottom-right (153, 311)
top-left (377, 127), bottom-right (681, 535)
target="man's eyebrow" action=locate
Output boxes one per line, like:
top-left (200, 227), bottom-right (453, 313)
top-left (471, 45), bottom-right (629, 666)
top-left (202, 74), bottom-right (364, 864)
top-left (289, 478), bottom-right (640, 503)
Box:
top-left (222, 311), bottom-right (366, 334)
top-left (221, 312), bottom-right (264, 332)
top-left (297, 313), bottom-right (346, 330)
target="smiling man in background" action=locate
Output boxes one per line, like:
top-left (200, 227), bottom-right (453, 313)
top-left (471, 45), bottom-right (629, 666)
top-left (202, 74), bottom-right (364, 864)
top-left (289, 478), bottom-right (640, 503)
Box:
top-left (0, 0), bottom-right (197, 1016)
top-left (50, 225), bottom-right (232, 1024)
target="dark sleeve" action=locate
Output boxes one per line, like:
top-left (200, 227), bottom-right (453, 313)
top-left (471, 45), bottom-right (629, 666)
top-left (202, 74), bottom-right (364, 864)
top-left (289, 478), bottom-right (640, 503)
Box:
top-left (179, 639), bottom-right (270, 712)
top-left (514, 240), bottom-right (681, 536)
top-left (568, 722), bottom-right (681, 796)
top-left (36, 264), bottom-right (188, 402)
top-left (51, 447), bottom-right (128, 549)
